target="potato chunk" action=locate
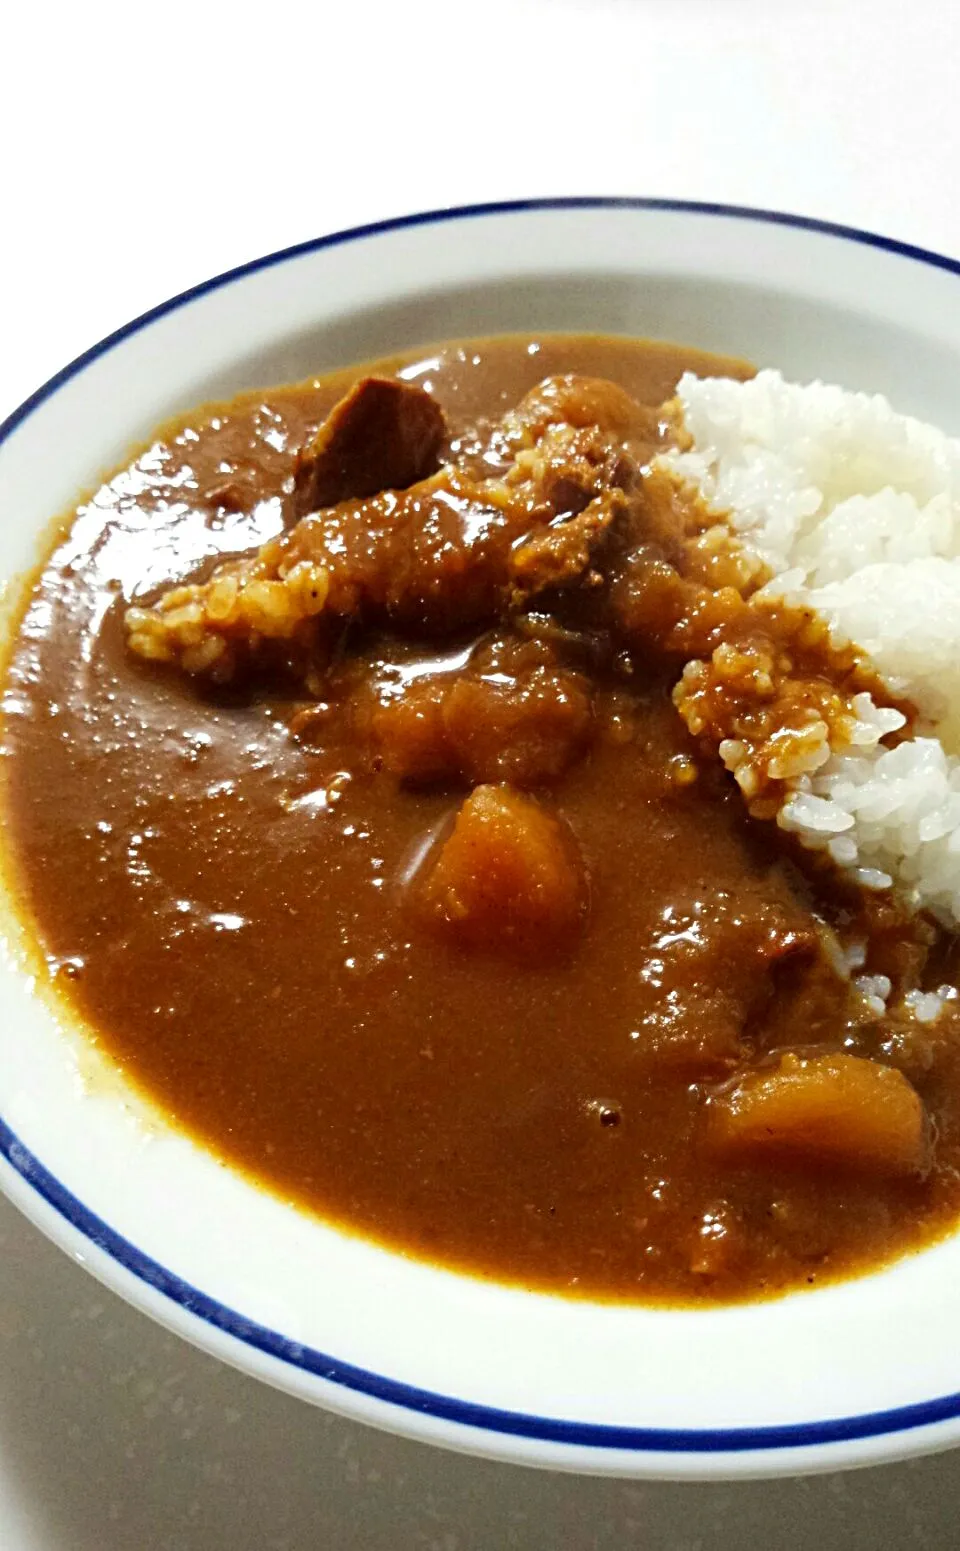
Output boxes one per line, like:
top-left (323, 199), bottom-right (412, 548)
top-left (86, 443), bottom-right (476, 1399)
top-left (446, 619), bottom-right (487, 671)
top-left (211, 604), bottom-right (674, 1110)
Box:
top-left (706, 1053), bottom-right (928, 1176)
top-left (421, 784), bottom-right (586, 953)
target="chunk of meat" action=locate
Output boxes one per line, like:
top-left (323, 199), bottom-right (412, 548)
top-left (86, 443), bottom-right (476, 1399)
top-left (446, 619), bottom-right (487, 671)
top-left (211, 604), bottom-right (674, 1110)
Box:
top-left (705, 1052), bottom-right (929, 1176)
top-left (511, 374), bottom-right (659, 446)
top-left (293, 378), bottom-right (446, 515)
top-left (420, 784), bottom-right (587, 953)
top-left (126, 376), bottom-right (643, 681)
top-left (510, 495), bottom-right (620, 603)
top-left (285, 471), bottom-right (530, 633)
top-left (124, 473), bottom-right (532, 676)
top-left (452, 374), bottom-right (655, 488)
top-left (367, 637), bottom-right (594, 786)
top-left (611, 544), bottom-right (707, 658)
top-left (630, 889), bottom-right (820, 1078)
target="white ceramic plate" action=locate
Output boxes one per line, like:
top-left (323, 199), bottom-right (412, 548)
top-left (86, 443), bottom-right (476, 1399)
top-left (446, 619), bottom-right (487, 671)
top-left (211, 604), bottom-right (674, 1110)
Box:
top-left (3, 200), bottom-right (960, 1482)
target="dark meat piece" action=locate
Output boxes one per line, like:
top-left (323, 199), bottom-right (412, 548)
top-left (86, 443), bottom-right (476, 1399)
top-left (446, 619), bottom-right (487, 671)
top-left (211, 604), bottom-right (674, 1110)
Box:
top-left (510, 495), bottom-right (620, 603)
top-left (293, 378), bottom-right (446, 515)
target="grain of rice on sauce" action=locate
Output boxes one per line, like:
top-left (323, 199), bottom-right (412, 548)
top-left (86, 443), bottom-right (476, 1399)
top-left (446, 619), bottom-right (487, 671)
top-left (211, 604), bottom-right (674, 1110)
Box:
top-left (657, 368), bottom-right (960, 929)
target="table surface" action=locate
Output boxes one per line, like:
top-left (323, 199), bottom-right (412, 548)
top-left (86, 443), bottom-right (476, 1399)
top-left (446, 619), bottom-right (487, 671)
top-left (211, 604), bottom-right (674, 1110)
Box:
top-left (3, 0), bottom-right (960, 1543)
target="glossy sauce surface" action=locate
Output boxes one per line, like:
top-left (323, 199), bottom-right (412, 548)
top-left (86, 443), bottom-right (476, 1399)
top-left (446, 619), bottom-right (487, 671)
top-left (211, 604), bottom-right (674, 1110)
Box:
top-left (5, 335), bottom-right (960, 1304)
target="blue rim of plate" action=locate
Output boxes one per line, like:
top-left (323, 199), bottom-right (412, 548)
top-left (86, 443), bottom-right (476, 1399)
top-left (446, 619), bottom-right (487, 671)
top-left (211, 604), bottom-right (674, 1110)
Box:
top-left (3, 197), bottom-right (960, 1458)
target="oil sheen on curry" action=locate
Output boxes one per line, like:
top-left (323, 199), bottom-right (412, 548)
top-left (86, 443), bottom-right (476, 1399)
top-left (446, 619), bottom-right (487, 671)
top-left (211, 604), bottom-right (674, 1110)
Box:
top-left (4, 333), bottom-right (960, 1306)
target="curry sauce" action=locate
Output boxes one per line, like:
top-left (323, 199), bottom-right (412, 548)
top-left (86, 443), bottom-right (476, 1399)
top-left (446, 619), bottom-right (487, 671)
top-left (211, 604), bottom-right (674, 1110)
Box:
top-left (4, 334), bottom-right (960, 1304)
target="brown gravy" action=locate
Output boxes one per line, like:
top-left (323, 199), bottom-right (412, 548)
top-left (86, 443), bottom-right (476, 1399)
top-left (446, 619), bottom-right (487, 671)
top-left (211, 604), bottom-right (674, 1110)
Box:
top-left (4, 334), bottom-right (960, 1305)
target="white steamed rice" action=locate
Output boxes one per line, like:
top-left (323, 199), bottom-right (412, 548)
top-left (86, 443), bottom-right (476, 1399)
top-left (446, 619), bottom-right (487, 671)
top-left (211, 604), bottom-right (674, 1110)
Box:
top-left (659, 369), bottom-right (960, 925)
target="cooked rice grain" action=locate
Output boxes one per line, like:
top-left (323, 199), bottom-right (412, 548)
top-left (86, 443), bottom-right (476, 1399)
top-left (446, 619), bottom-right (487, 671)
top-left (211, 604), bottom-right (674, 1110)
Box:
top-left (660, 370), bottom-right (960, 923)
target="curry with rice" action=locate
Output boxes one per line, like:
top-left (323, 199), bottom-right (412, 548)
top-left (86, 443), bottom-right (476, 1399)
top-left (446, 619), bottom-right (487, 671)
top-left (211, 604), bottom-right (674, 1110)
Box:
top-left (3, 332), bottom-right (960, 1305)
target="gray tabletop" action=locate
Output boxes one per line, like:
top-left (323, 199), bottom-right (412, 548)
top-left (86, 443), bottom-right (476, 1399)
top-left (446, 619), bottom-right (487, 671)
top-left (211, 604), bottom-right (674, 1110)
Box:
top-left (0, 1193), bottom-right (955, 1551)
